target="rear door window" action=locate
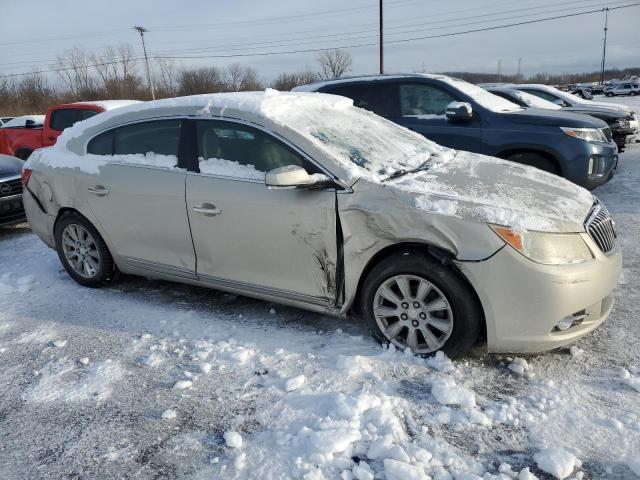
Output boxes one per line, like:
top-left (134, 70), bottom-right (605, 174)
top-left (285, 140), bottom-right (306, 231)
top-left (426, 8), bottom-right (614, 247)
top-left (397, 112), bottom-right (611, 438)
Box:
top-left (114, 120), bottom-right (181, 157)
top-left (399, 84), bottom-right (457, 116)
top-left (196, 120), bottom-right (318, 180)
top-left (325, 83), bottom-right (399, 117)
top-left (50, 108), bottom-right (98, 131)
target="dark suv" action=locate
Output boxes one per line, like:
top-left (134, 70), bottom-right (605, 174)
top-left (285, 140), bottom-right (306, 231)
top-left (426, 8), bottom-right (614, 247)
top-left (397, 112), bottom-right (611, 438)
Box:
top-left (295, 74), bottom-right (618, 190)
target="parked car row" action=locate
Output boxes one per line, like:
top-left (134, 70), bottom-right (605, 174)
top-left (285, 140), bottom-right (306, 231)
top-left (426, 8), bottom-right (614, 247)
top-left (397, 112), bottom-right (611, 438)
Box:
top-left (486, 85), bottom-right (638, 152)
top-left (295, 74), bottom-right (627, 189)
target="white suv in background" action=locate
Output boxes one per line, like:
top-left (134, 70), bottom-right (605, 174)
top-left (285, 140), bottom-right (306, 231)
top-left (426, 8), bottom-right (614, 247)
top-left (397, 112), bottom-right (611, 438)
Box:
top-left (605, 83), bottom-right (640, 97)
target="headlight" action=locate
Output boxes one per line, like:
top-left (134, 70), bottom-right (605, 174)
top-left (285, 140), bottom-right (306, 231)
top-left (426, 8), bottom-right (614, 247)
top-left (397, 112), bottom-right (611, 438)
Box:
top-left (491, 225), bottom-right (593, 265)
top-left (560, 126), bottom-right (607, 143)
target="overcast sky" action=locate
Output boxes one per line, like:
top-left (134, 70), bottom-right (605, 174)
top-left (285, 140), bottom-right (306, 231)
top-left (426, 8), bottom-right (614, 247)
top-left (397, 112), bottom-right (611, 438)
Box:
top-left (1, 0), bottom-right (638, 83)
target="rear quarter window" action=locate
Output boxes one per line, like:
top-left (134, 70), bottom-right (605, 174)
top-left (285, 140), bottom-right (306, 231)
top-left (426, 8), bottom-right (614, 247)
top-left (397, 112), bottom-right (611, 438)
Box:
top-left (50, 108), bottom-right (98, 131)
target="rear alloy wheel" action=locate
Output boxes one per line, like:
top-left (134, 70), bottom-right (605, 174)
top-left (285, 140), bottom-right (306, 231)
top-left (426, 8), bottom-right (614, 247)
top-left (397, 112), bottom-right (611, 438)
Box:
top-left (54, 212), bottom-right (118, 287)
top-left (361, 252), bottom-right (482, 358)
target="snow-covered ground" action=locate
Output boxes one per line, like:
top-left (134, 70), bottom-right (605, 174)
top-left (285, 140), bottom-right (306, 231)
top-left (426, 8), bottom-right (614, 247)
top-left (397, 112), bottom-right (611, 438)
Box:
top-left (1, 103), bottom-right (639, 480)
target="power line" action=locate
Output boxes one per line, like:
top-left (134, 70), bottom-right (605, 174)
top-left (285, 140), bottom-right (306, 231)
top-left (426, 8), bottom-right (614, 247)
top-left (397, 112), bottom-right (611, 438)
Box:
top-left (1, 2), bottom-right (638, 79)
top-left (2, 0), bottom-right (627, 72)
top-left (0, 0), bottom-right (619, 68)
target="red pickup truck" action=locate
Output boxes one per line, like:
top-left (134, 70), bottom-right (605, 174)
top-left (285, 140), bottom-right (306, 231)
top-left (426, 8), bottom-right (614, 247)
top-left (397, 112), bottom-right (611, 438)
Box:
top-left (0, 100), bottom-right (139, 159)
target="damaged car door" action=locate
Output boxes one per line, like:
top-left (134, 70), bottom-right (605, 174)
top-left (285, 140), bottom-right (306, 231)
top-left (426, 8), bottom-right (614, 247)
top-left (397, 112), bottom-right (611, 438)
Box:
top-left (185, 119), bottom-right (339, 305)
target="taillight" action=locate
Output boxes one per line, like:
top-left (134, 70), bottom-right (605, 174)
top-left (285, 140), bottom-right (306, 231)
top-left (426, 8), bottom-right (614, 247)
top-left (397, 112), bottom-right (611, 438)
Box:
top-left (21, 168), bottom-right (32, 186)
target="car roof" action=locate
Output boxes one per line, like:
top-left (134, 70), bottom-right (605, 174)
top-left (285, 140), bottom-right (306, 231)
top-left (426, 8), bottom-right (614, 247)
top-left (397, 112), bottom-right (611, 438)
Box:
top-left (293, 73), bottom-right (467, 92)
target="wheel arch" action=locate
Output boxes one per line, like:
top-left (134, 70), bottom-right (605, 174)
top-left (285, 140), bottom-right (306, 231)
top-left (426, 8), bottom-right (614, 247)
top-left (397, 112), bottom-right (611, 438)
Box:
top-left (496, 148), bottom-right (563, 175)
top-left (349, 241), bottom-right (487, 340)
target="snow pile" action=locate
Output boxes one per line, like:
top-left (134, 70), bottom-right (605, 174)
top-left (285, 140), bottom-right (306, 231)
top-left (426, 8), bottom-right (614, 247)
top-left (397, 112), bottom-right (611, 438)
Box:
top-left (533, 448), bottom-right (579, 479)
top-left (408, 150), bottom-right (594, 233)
top-left (508, 357), bottom-right (530, 375)
top-left (620, 368), bottom-right (640, 392)
top-left (23, 359), bottom-right (122, 403)
top-left (285, 374), bottom-right (305, 392)
top-left (224, 431), bottom-right (243, 448)
top-left (431, 377), bottom-right (476, 408)
top-left (199, 157), bottom-right (265, 180)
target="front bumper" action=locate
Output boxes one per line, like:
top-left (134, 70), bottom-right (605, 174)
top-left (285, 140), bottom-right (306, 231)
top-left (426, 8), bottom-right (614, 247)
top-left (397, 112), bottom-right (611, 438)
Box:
top-left (0, 193), bottom-right (26, 226)
top-left (457, 236), bottom-right (621, 353)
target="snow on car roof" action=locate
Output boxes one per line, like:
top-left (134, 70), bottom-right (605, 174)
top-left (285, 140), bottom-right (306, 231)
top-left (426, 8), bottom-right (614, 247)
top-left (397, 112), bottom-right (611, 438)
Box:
top-left (56, 89), bottom-right (448, 182)
top-left (0, 115), bottom-right (45, 128)
top-left (71, 100), bottom-right (142, 110)
top-left (293, 73), bottom-right (522, 113)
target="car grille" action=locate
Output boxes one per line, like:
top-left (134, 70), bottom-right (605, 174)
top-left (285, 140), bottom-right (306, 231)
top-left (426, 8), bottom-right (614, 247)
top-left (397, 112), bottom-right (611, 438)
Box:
top-left (602, 127), bottom-right (612, 142)
top-left (0, 177), bottom-right (22, 199)
top-left (585, 202), bottom-right (616, 254)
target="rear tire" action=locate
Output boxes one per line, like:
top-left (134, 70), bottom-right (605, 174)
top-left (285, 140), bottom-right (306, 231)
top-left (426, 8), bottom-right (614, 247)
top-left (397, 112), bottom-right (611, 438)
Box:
top-left (54, 212), bottom-right (118, 287)
top-left (361, 251), bottom-right (482, 359)
top-left (508, 152), bottom-right (559, 175)
top-left (605, 92), bottom-right (614, 97)
top-left (630, 92), bottom-right (637, 96)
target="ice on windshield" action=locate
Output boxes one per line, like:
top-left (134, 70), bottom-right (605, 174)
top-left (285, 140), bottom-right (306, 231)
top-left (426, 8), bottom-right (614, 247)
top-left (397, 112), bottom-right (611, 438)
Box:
top-left (260, 92), bottom-right (453, 180)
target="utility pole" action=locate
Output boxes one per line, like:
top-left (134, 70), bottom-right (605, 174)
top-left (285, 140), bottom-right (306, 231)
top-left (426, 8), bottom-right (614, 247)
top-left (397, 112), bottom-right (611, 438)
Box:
top-left (600, 8), bottom-right (609, 85)
top-left (517, 57), bottom-right (522, 81)
top-left (134, 26), bottom-right (156, 100)
top-left (497, 59), bottom-right (502, 82)
top-left (379, 0), bottom-right (384, 74)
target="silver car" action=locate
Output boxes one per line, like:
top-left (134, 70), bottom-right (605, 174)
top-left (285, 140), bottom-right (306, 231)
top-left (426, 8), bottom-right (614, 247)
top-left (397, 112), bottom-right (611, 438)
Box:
top-left (22, 91), bottom-right (621, 357)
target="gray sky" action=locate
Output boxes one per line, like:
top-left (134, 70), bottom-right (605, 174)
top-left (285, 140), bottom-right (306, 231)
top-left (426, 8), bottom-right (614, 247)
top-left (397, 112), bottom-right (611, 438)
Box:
top-left (1, 0), bottom-right (639, 83)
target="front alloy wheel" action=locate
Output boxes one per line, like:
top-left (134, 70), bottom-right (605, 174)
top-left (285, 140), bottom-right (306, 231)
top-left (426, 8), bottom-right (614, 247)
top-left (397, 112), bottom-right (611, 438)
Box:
top-left (361, 251), bottom-right (482, 358)
top-left (373, 274), bottom-right (453, 354)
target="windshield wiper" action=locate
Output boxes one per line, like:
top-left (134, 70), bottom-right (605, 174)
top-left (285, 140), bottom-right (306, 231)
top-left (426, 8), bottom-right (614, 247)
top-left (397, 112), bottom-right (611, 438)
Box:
top-left (382, 158), bottom-right (432, 182)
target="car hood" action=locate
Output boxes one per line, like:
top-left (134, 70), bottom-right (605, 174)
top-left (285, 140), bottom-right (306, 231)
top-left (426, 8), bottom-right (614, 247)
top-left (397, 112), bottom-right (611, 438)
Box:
top-left (380, 151), bottom-right (594, 233)
top-left (584, 100), bottom-right (634, 114)
top-left (500, 108), bottom-right (607, 128)
top-left (562, 106), bottom-right (626, 121)
top-left (0, 154), bottom-right (23, 177)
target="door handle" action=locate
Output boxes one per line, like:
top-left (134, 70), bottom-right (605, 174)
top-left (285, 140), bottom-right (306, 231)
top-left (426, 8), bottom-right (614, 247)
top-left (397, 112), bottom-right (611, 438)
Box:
top-left (193, 203), bottom-right (222, 216)
top-left (87, 185), bottom-right (109, 197)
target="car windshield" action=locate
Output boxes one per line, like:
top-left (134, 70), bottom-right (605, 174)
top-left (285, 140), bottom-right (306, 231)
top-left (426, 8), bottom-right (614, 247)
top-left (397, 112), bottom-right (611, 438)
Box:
top-left (276, 101), bottom-right (449, 180)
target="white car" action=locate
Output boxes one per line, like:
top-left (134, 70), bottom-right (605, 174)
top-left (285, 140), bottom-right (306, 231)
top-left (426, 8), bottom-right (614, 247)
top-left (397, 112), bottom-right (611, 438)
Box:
top-left (605, 83), bottom-right (640, 97)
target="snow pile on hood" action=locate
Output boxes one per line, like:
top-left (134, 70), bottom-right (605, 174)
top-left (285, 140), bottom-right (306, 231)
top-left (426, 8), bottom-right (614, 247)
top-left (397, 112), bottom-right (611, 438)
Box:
top-left (394, 151), bottom-right (594, 232)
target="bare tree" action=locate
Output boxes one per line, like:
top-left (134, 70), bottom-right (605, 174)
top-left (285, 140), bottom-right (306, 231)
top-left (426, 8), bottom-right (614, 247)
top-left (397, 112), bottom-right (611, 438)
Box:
top-left (316, 49), bottom-right (353, 80)
top-left (16, 72), bottom-right (55, 114)
top-left (156, 57), bottom-right (178, 97)
top-left (223, 63), bottom-right (262, 91)
top-left (53, 46), bottom-right (97, 98)
top-left (271, 70), bottom-right (319, 91)
top-left (177, 67), bottom-right (226, 96)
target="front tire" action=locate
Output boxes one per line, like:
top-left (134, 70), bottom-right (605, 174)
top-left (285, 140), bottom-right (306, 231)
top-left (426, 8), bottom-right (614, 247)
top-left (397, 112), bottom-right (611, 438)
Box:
top-left (54, 212), bottom-right (118, 287)
top-left (361, 251), bottom-right (482, 358)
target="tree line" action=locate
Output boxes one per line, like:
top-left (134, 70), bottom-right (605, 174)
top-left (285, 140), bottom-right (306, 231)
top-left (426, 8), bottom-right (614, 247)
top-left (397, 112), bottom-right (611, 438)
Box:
top-left (0, 45), bottom-right (352, 116)
top-left (1, 41), bottom-right (638, 116)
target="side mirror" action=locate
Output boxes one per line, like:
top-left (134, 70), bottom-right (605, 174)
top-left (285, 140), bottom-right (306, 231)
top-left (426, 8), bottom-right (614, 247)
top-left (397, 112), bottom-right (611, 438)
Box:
top-left (25, 119), bottom-right (37, 128)
top-left (445, 101), bottom-right (473, 121)
top-left (265, 165), bottom-right (333, 189)
top-left (553, 98), bottom-right (566, 106)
